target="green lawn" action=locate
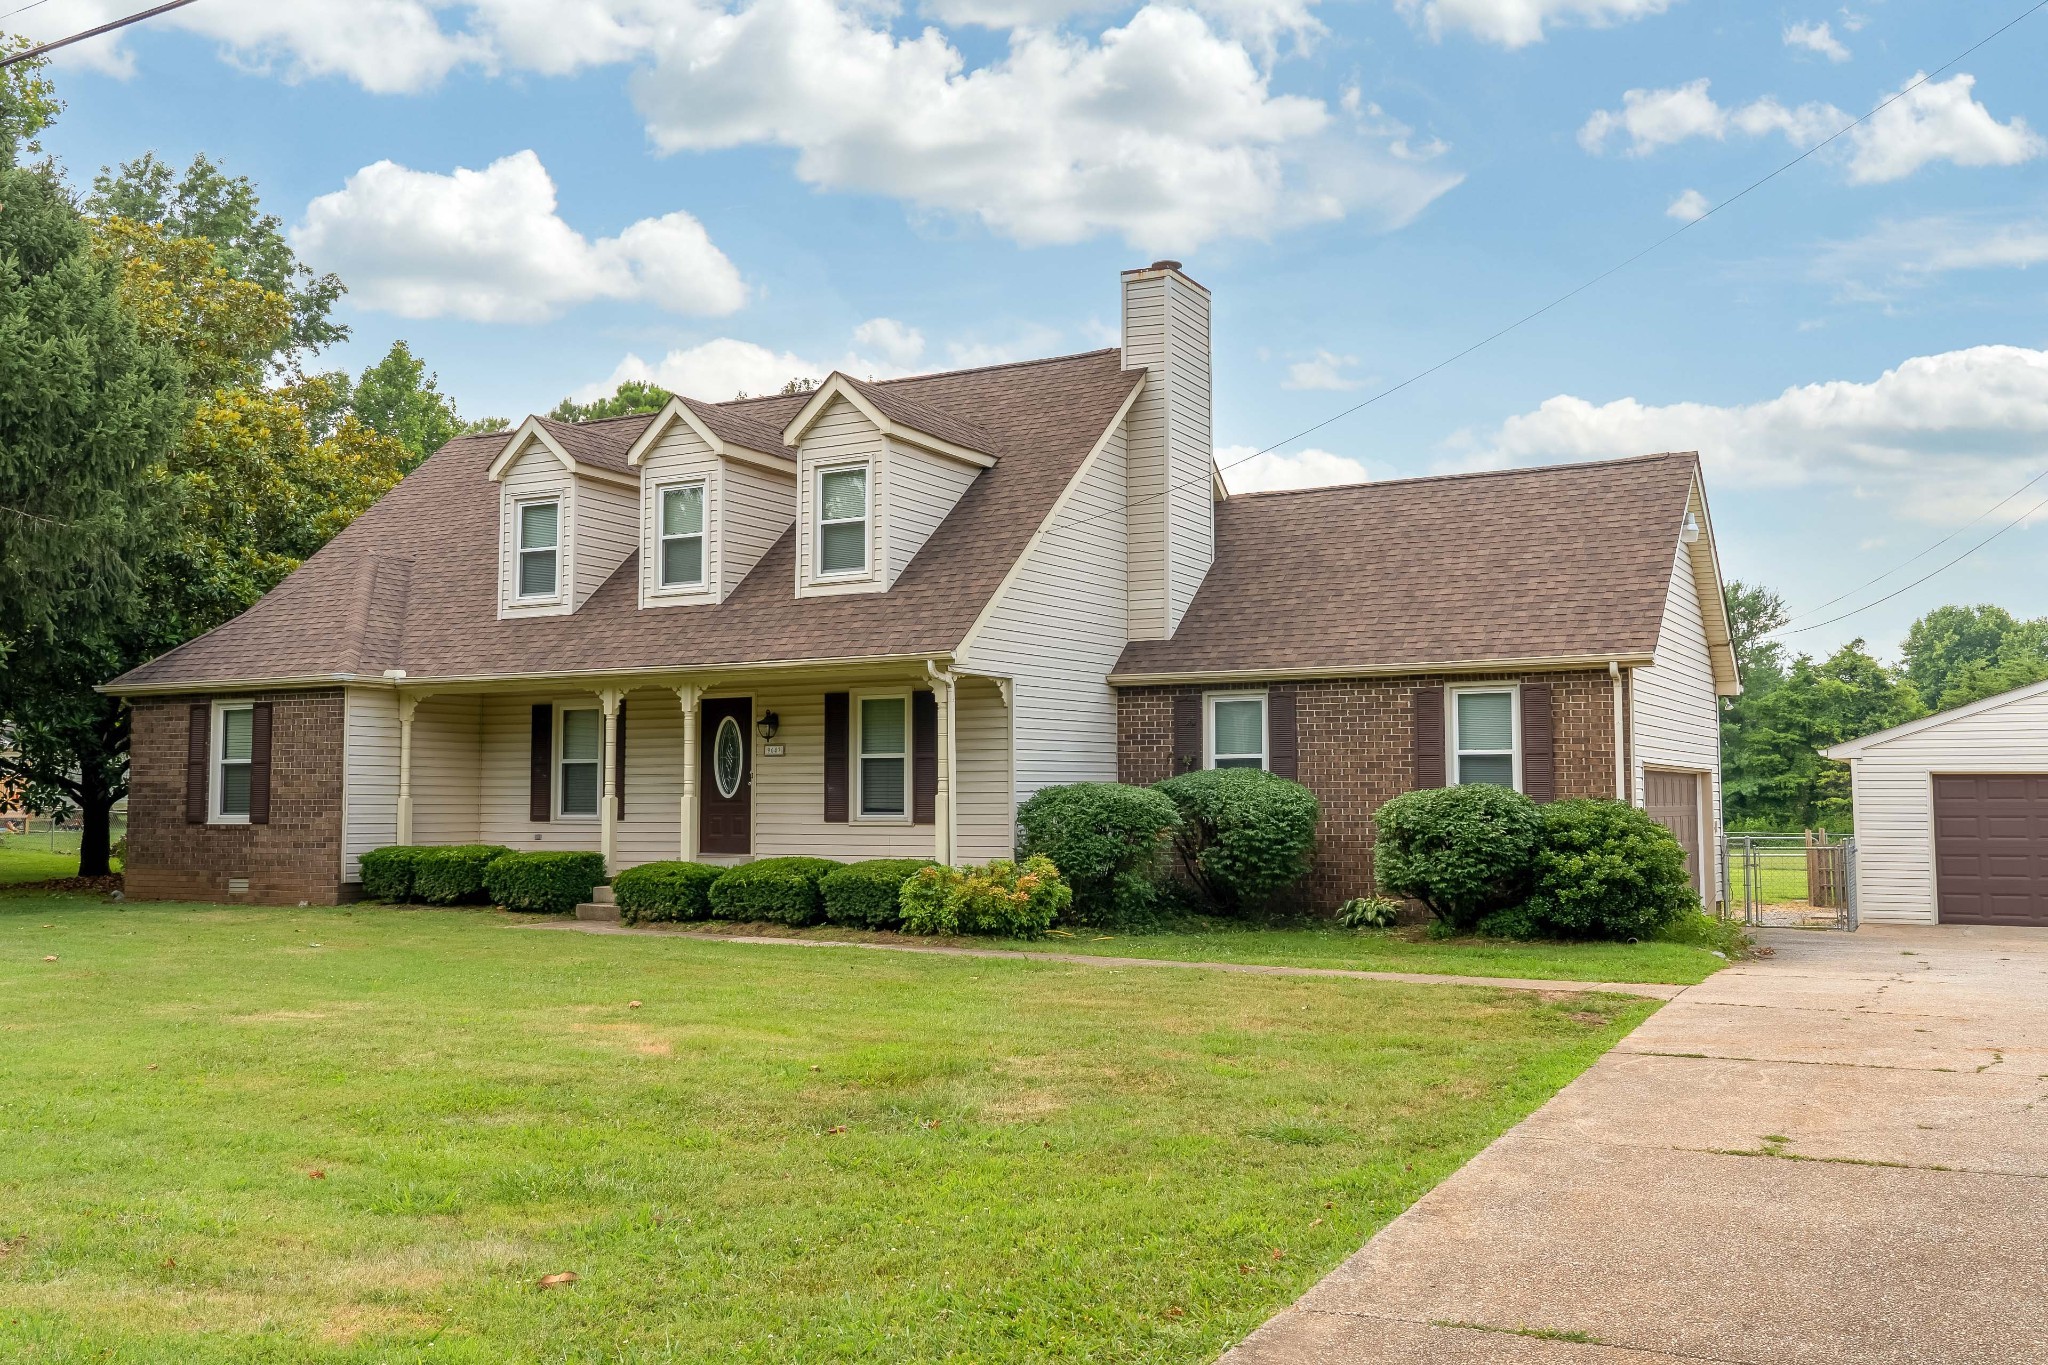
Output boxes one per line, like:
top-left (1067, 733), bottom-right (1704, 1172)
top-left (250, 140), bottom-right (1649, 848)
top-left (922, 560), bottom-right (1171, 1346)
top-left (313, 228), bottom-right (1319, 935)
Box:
top-left (0, 837), bottom-right (84, 885)
top-left (0, 896), bottom-right (1656, 1363)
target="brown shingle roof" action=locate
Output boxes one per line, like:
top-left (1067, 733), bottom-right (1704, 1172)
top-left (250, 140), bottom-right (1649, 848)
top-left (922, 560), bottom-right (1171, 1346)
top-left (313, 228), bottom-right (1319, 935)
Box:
top-left (841, 375), bottom-right (992, 456)
top-left (1112, 453), bottom-right (1700, 679)
top-left (110, 350), bottom-right (1140, 691)
top-left (679, 396), bottom-right (793, 459)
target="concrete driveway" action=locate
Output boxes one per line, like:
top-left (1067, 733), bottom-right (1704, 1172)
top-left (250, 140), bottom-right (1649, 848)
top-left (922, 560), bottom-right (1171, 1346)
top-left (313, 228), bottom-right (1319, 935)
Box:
top-left (1223, 924), bottom-right (2048, 1365)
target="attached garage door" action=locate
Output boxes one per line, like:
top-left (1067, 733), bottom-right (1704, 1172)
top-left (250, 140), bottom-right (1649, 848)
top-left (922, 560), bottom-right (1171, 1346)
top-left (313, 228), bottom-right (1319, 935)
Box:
top-left (1645, 769), bottom-right (1704, 898)
top-left (1933, 775), bottom-right (2048, 926)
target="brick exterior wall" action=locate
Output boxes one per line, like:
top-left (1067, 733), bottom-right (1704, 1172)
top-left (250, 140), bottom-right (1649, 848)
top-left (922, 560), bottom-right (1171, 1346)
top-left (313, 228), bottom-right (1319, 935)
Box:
top-left (1118, 670), bottom-right (1625, 909)
top-left (126, 689), bottom-right (348, 905)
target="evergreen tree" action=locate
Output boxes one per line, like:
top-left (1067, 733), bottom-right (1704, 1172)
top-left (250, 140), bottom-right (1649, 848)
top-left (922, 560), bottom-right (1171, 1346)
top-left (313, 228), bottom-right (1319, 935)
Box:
top-left (549, 379), bottom-right (673, 423)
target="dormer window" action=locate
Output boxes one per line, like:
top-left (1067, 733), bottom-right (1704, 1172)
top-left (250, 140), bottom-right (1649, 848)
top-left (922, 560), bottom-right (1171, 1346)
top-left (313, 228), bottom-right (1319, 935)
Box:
top-left (517, 498), bottom-right (561, 600)
top-left (658, 481), bottom-right (707, 589)
top-left (818, 466), bottom-right (869, 577)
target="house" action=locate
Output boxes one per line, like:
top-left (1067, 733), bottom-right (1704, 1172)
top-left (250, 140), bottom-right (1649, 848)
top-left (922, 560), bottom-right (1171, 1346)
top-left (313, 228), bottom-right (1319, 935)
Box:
top-left (104, 262), bottom-right (1739, 909)
top-left (1826, 679), bottom-right (2048, 926)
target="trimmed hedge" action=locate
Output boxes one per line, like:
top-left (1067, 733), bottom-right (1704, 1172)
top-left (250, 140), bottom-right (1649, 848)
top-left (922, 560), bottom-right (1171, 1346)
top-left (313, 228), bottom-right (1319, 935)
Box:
top-left (1153, 769), bottom-right (1320, 916)
top-left (482, 851), bottom-right (608, 915)
top-left (1373, 784), bottom-right (1541, 931)
top-left (708, 857), bottom-right (841, 925)
top-left (359, 845), bottom-right (429, 902)
top-left (898, 857), bottom-right (1071, 939)
top-left (1486, 799), bottom-right (1698, 940)
top-left (821, 858), bottom-right (934, 929)
top-left (1015, 782), bottom-right (1181, 928)
top-left (411, 845), bottom-right (513, 905)
top-left (613, 861), bottom-right (725, 925)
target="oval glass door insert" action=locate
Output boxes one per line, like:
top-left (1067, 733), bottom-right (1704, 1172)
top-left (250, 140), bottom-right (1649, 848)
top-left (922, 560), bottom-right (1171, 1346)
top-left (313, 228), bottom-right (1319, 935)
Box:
top-left (713, 715), bottom-right (745, 799)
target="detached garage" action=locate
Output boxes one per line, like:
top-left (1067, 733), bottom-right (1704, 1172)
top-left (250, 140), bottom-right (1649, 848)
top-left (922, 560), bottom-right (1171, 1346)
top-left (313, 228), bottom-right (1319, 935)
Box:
top-left (1827, 678), bottom-right (2048, 926)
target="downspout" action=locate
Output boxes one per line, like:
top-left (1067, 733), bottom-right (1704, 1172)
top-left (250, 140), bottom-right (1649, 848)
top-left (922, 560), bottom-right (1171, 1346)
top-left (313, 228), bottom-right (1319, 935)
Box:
top-left (1609, 660), bottom-right (1627, 803)
top-left (926, 660), bottom-right (958, 865)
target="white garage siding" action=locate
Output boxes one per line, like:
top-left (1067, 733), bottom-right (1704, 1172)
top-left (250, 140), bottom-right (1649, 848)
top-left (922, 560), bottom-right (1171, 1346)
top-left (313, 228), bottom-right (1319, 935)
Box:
top-left (1834, 682), bottom-right (2048, 925)
top-left (1630, 538), bottom-right (1725, 906)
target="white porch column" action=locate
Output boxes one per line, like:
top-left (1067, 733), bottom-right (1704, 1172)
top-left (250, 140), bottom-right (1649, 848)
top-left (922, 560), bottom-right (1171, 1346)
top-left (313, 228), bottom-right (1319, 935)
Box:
top-left (396, 693), bottom-right (419, 845)
top-left (927, 663), bottom-right (957, 865)
top-left (598, 688), bottom-right (622, 871)
top-left (675, 683), bottom-right (702, 862)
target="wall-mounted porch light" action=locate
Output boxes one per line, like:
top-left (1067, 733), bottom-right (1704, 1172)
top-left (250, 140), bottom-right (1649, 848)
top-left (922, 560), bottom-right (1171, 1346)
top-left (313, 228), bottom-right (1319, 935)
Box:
top-left (756, 711), bottom-right (780, 742)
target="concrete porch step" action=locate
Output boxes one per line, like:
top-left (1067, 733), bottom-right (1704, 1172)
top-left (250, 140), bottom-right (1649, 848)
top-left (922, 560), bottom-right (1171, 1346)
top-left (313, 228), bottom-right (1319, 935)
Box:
top-left (575, 885), bottom-right (618, 921)
top-left (590, 885), bottom-right (616, 904)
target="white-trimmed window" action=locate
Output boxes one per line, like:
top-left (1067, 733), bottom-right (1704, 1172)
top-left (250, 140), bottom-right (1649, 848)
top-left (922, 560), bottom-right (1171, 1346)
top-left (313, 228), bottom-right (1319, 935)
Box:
top-left (516, 498), bottom-right (562, 600)
top-left (214, 701), bottom-right (254, 822)
top-left (1206, 692), bottom-right (1267, 770)
top-left (558, 707), bottom-right (601, 818)
top-left (658, 480), bottom-right (706, 589)
top-left (856, 693), bottom-right (909, 818)
top-left (817, 466), bottom-right (869, 577)
top-left (1452, 688), bottom-right (1518, 789)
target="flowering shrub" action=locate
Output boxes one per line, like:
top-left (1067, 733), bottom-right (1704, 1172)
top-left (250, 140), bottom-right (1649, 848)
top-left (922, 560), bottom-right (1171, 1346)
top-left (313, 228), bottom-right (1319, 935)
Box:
top-left (898, 856), bottom-right (1072, 939)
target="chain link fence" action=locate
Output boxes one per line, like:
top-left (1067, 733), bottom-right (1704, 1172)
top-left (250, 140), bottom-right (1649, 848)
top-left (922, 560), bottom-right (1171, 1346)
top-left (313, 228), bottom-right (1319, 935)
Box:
top-left (1720, 832), bottom-right (1857, 930)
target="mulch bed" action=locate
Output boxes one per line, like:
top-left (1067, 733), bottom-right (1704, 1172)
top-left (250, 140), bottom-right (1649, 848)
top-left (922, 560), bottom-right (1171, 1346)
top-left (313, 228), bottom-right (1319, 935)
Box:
top-left (1, 875), bottom-right (124, 895)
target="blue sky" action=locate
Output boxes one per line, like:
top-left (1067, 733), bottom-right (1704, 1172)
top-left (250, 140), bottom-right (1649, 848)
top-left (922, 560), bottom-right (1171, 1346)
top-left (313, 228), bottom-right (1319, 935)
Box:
top-left (23, 0), bottom-right (2048, 661)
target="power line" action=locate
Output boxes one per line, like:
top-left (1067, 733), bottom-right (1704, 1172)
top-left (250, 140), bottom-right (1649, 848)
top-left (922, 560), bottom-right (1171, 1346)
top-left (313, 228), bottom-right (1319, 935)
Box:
top-left (1774, 487), bottom-right (2048, 638)
top-left (0, 1), bottom-right (56, 25)
top-left (1778, 464), bottom-right (2048, 626)
top-left (0, 0), bottom-right (201, 69)
top-left (1051, 0), bottom-right (2048, 540)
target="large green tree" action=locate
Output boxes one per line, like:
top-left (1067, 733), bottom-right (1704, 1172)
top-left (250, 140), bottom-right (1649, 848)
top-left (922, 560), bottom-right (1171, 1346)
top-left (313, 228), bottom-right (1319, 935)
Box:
top-left (549, 379), bottom-right (672, 423)
top-left (1900, 603), bottom-right (2048, 712)
top-left (348, 339), bottom-right (505, 469)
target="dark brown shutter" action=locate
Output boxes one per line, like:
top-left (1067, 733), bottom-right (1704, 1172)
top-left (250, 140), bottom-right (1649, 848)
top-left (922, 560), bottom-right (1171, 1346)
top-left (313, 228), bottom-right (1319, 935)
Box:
top-left (247, 702), bottom-right (273, 825)
top-left (1521, 684), bottom-right (1555, 803)
top-left (1171, 693), bottom-right (1202, 775)
top-left (613, 701), bottom-right (627, 821)
top-left (1267, 686), bottom-right (1298, 779)
top-left (912, 690), bottom-right (939, 824)
top-left (529, 703), bottom-right (553, 822)
top-left (823, 692), bottom-right (850, 823)
top-left (185, 703), bottom-right (210, 824)
top-left (1412, 686), bottom-right (1446, 789)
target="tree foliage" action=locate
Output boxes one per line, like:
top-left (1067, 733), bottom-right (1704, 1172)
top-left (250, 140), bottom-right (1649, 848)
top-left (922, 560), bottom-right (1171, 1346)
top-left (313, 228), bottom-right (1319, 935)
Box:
top-left (1, 30), bottom-right (61, 168)
top-left (550, 380), bottom-right (672, 423)
top-left (349, 339), bottom-right (504, 469)
top-left (1901, 604), bottom-right (2048, 712)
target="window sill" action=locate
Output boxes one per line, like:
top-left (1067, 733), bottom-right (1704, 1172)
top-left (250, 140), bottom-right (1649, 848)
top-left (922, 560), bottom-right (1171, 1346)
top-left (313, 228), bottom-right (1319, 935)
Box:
top-left (208, 816), bottom-right (251, 827)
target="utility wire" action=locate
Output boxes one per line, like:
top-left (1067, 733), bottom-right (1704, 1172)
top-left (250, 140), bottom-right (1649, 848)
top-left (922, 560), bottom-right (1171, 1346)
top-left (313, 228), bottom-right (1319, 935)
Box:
top-left (1778, 464), bottom-right (2048, 625)
top-left (0, 0), bottom-right (56, 25)
top-left (1774, 488), bottom-right (2048, 637)
top-left (1050, 0), bottom-right (2048, 540)
top-left (0, 0), bottom-right (201, 68)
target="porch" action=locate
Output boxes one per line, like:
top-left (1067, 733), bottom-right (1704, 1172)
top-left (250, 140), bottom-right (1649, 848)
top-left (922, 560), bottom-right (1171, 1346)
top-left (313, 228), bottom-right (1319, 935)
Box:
top-left (342, 663), bottom-right (1015, 885)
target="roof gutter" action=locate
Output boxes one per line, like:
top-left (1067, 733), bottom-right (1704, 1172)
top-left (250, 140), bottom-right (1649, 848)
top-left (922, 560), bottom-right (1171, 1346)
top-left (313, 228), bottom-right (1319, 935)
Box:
top-left (1106, 652), bottom-right (1656, 688)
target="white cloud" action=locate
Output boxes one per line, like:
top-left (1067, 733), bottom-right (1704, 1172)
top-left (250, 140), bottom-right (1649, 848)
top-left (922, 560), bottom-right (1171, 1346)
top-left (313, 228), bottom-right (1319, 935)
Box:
top-left (1784, 20), bottom-right (1849, 62)
top-left (918, 0), bottom-right (1325, 60)
top-left (1812, 212), bottom-right (2048, 300)
top-left (1218, 444), bottom-right (1372, 493)
top-left (850, 318), bottom-right (927, 369)
top-left (1395, 0), bottom-right (1675, 48)
top-left (1282, 350), bottom-right (1365, 390)
top-left (1579, 72), bottom-right (2041, 184)
top-left (1447, 345), bottom-right (2048, 524)
top-left (293, 151), bottom-right (746, 323)
top-left (1666, 188), bottom-right (1710, 221)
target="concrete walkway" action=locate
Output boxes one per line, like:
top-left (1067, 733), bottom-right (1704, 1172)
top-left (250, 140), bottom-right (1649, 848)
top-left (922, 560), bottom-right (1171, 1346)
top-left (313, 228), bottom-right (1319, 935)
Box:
top-left (531, 920), bottom-right (1688, 999)
top-left (1223, 923), bottom-right (2048, 1365)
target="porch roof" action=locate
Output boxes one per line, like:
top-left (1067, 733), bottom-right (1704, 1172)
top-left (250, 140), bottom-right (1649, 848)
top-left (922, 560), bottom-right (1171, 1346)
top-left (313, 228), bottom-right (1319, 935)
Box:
top-left (108, 350), bottom-right (1143, 694)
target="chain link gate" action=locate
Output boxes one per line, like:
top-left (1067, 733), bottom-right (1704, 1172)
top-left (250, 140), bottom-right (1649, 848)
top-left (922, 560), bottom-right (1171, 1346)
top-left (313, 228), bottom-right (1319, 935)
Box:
top-left (1721, 833), bottom-right (1857, 930)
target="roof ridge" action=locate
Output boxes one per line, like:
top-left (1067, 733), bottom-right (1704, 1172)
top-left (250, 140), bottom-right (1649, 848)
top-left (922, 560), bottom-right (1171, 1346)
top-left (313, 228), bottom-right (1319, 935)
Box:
top-left (705, 346), bottom-right (1125, 412)
top-left (1227, 452), bottom-right (1698, 502)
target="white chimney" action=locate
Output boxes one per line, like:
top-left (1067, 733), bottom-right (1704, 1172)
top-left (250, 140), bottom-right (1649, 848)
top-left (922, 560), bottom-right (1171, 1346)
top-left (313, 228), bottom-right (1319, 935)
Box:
top-left (1120, 260), bottom-right (1215, 641)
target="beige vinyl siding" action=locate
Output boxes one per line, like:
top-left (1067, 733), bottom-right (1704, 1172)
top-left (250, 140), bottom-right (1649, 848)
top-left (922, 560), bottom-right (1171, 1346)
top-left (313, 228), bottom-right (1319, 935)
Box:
top-left (885, 439), bottom-right (978, 583)
top-left (720, 461), bottom-right (797, 599)
top-left (498, 445), bottom-right (573, 619)
top-left (1839, 686), bottom-right (2048, 924)
top-left (409, 694), bottom-right (482, 846)
top-left (750, 684), bottom-right (933, 861)
top-left (1631, 532), bottom-right (1724, 904)
top-left (795, 397), bottom-right (886, 598)
top-left (1120, 270), bottom-right (1213, 640)
top-left (478, 694), bottom-right (601, 853)
top-left (958, 422), bottom-right (1128, 800)
top-left (1122, 276), bottom-right (1169, 640)
top-left (617, 688), bottom-right (687, 867)
top-left (572, 475), bottom-right (638, 611)
top-left (1163, 283), bottom-right (1214, 633)
top-left (955, 675), bottom-right (1014, 862)
top-left (342, 687), bottom-right (399, 882)
top-left (637, 422), bottom-right (721, 607)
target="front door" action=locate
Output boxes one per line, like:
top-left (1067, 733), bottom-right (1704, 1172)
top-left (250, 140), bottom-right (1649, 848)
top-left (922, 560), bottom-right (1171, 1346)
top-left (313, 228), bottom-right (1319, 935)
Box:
top-left (700, 697), bottom-right (751, 856)
top-left (1644, 769), bottom-right (1704, 899)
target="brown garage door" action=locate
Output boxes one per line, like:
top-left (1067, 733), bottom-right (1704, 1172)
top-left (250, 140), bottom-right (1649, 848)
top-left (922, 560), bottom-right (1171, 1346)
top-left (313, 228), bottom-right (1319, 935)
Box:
top-left (1933, 775), bottom-right (2048, 926)
top-left (1645, 769), bottom-right (1704, 898)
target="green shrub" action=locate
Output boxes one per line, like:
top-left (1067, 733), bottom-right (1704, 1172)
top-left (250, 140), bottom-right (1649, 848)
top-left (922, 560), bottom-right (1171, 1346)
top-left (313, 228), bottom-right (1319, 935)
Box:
top-left (1518, 799), bottom-right (1698, 940)
top-left (708, 857), bottom-right (841, 925)
top-left (411, 845), bottom-right (513, 905)
top-left (1015, 782), bottom-right (1180, 928)
top-left (1373, 785), bottom-right (1541, 931)
top-left (1657, 908), bottom-right (1752, 957)
top-left (613, 861), bottom-right (725, 924)
top-left (899, 857), bottom-right (1071, 939)
top-left (821, 859), bottom-right (934, 929)
top-left (1153, 769), bottom-right (1319, 916)
top-left (359, 845), bottom-right (430, 902)
top-left (482, 851), bottom-right (607, 915)
top-left (1337, 895), bottom-right (1403, 930)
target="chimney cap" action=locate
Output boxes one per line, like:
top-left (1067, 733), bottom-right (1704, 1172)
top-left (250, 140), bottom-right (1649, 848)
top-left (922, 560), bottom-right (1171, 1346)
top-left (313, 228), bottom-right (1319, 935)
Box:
top-left (1149, 259), bottom-right (1183, 272)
